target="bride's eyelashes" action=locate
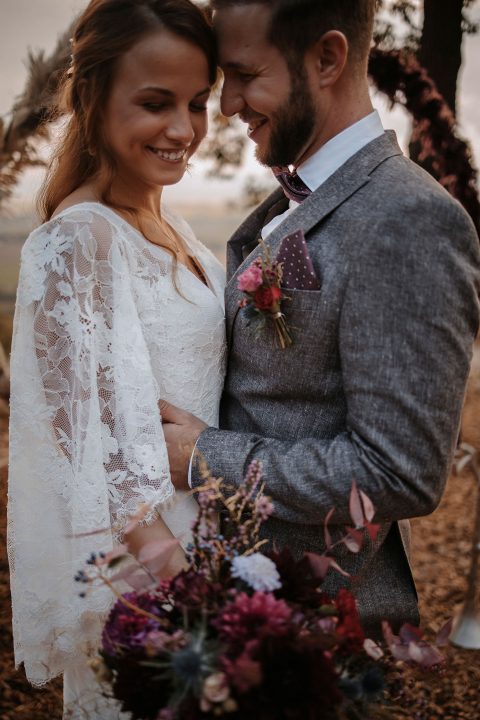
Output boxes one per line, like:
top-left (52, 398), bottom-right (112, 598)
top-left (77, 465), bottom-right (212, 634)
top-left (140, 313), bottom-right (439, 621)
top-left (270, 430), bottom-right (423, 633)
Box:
top-left (141, 100), bottom-right (209, 114)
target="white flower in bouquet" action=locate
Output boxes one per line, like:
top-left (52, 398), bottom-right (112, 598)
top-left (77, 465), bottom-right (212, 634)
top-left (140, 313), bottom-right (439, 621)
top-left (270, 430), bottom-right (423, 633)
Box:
top-left (231, 553), bottom-right (281, 592)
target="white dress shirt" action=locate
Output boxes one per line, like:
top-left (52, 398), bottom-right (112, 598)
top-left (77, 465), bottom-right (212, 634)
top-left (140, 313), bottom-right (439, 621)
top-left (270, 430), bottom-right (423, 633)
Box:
top-left (262, 110), bottom-right (385, 238)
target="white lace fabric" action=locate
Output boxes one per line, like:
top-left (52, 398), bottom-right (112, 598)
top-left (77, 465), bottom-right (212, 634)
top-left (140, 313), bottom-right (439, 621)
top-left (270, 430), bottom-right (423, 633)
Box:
top-left (7, 202), bottom-right (226, 687)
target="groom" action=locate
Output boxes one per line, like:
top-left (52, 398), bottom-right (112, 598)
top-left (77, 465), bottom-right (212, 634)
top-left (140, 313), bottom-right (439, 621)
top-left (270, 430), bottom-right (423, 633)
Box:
top-left (162, 0), bottom-right (480, 632)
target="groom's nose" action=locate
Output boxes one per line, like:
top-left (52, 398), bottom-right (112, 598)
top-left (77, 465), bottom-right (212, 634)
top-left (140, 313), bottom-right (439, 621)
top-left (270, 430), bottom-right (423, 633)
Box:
top-left (220, 78), bottom-right (244, 117)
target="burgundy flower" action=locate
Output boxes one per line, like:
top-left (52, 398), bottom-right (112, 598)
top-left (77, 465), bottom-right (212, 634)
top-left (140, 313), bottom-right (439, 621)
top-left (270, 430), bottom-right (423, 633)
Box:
top-left (335, 589), bottom-right (365, 653)
top-left (238, 632), bottom-right (342, 718)
top-left (102, 592), bottom-right (164, 657)
top-left (215, 591), bottom-right (292, 647)
top-left (170, 569), bottom-right (218, 612)
top-left (267, 548), bottom-right (330, 609)
top-left (253, 285), bottom-right (282, 311)
top-left (221, 645), bottom-right (263, 693)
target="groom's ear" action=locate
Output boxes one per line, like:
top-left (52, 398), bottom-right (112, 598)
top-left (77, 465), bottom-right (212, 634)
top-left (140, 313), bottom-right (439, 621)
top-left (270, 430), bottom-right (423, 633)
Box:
top-left (309, 30), bottom-right (349, 89)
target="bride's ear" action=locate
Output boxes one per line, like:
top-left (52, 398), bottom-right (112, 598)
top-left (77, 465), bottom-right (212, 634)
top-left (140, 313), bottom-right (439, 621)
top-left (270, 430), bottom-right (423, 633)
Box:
top-left (310, 31), bottom-right (349, 89)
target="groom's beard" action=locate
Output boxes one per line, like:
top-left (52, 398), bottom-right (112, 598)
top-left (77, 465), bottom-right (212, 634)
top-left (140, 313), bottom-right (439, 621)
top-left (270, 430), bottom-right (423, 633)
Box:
top-left (258, 70), bottom-right (316, 169)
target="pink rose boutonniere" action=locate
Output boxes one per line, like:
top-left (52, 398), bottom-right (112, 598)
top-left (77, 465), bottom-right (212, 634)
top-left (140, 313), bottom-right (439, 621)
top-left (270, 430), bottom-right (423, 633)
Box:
top-left (237, 241), bottom-right (293, 348)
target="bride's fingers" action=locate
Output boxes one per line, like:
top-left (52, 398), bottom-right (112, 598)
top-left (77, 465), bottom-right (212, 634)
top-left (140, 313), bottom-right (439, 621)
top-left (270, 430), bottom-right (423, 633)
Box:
top-left (159, 399), bottom-right (186, 423)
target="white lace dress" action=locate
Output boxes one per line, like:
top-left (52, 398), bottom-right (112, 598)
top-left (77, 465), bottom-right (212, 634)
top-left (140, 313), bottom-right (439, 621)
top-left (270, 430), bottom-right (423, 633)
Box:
top-left (7, 202), bottom-right (226, 717)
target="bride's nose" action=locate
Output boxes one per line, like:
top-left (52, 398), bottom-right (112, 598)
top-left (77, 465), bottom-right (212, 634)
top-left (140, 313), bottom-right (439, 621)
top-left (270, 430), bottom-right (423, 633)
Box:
top-left (164, 107), bottom-right (195, 145)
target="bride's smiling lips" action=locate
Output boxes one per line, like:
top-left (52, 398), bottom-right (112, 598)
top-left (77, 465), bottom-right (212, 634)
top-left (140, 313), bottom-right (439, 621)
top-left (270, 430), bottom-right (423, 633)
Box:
top-left (146, 146), bottom-right (189, 163)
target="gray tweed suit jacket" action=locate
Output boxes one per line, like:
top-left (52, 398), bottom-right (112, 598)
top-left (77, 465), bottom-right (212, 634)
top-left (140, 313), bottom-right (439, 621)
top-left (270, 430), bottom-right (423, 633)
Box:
top-left (192, 131), bottom-right (480, 634)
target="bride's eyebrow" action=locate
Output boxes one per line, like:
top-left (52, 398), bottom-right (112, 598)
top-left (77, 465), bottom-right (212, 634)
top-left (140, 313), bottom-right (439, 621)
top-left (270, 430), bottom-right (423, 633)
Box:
top-left (136, 86), bottom-right (211, 97)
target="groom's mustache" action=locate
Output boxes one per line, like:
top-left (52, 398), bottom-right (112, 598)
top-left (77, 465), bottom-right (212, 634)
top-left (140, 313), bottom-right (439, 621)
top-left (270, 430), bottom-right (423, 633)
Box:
top-left (239, 111), bottom-right (266, 126)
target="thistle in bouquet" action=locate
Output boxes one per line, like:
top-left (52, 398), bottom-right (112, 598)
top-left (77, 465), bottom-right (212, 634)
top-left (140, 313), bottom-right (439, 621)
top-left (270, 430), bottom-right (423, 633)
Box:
top-left (237, 240), bottom-right (293, 349)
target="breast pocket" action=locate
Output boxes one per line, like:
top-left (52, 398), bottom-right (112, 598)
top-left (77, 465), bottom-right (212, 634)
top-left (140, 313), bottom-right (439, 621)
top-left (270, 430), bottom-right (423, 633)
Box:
top-left (282, 287), bottom-right (324, 335)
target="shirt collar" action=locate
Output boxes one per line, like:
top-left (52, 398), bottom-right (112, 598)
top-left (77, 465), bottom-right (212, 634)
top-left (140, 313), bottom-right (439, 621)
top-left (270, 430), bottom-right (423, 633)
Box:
top-left (296, 110), bottom-right (385, 192)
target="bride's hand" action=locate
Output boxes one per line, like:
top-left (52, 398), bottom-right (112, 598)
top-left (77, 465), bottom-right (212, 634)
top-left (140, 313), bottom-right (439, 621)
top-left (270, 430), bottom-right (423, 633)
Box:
top-left (160, 400), bottom-right (208, 491)
top-left (125, 516), bottom-right (188, 577)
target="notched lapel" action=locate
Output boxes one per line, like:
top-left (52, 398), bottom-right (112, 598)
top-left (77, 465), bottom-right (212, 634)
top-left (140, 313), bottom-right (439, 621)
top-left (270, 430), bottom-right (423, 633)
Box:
top-left (226, 188), bottom-right (286, 278)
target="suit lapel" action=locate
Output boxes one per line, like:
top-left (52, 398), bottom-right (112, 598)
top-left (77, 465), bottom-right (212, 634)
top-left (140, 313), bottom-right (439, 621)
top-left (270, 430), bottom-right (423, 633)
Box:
top-left (225, 131), bottom-right (403, 340)
top-left (226, 187), bottom-right (286, 278)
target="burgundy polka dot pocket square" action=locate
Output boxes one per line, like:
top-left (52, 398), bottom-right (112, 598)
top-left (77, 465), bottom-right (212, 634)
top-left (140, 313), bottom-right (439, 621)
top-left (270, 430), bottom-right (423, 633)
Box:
top-left (276, 230), bottom-right (321, 290)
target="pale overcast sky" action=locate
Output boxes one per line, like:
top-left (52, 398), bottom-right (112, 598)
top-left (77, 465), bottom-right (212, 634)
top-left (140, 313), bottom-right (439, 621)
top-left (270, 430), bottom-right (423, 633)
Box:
top-left (1, 0), bottom-right (479, 211)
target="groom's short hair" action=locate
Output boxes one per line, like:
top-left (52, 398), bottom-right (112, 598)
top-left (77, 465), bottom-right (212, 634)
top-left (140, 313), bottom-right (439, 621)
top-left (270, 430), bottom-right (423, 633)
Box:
top-left (211, 0), bottom-right (376, 67)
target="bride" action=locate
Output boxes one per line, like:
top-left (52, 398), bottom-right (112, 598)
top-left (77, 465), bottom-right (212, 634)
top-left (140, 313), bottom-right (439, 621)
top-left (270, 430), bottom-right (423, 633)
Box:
top-left (7, 0), bottom-right (224, 717)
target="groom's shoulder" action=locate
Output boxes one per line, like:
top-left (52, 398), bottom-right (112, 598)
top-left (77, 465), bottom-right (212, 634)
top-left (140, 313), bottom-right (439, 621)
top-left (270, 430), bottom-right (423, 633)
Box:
top-left (371, 152), bottom-right (463, 214)
top-left (364, 152), bottom-right (477, 239)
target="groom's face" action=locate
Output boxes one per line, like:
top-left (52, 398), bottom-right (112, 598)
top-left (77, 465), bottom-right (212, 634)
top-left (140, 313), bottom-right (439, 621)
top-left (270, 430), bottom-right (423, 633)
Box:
top-left (215, 4), bottom-right (317, 168)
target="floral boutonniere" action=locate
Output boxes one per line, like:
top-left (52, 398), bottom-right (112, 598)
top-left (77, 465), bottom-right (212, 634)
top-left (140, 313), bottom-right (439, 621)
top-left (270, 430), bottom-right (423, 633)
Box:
top-left (237, 241), bottom-right (293, 348)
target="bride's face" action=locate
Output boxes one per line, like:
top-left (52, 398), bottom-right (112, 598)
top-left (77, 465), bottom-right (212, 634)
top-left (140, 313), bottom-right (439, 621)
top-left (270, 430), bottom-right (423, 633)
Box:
top-left (102, 29), bottom-right (211, 190)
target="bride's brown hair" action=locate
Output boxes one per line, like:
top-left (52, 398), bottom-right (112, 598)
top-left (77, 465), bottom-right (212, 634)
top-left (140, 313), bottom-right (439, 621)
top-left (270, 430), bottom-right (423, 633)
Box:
top-left (38, 0), bottom-right (216, 222)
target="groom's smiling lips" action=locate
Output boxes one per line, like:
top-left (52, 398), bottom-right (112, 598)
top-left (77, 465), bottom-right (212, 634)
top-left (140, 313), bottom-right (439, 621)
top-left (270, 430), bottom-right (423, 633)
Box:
top-left (240, 113), bottom-right (268, 139)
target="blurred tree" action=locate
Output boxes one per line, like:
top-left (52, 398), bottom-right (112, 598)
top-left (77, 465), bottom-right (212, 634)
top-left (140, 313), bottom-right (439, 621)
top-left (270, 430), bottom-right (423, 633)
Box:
top-left (372, 0), bottom-right (480, 230)
top-left (375, 0), bottom-right (479, 116)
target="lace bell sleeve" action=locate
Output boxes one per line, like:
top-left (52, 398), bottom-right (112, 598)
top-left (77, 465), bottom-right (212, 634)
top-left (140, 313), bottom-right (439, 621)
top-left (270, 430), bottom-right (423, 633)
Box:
top-left (7, 209), bottom-right (174, 686)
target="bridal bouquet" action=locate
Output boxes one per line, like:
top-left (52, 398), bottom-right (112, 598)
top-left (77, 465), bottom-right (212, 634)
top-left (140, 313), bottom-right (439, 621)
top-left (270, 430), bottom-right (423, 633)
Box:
top-left (80, 462), bottom-right (448, 720)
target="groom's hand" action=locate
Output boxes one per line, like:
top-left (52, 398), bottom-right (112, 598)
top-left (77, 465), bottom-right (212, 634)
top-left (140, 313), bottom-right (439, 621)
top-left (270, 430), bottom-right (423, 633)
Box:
top-left (160, 400), bottom-right (208, 491)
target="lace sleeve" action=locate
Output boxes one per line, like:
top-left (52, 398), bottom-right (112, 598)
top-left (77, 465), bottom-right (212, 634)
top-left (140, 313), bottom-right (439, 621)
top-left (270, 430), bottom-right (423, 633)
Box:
top-left (7, 208), bottom-right (174, 686)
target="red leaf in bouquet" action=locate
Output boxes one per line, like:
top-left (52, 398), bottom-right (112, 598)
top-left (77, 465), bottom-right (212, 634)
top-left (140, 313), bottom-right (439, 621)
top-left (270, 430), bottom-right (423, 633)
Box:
top-left (328, 558), bottom-right (351, 578)
top-left (359, 489), bottom-right (376, 522)
top-left (399, 623), bottom-right (424, 643)
top-left (343, 527), bottom-right (364, 553)
top-left (363, 638), bottom-right (384, 660)
top-left (436, 617), bottom-right (453, 647)
top-left (324, 507), bottom-right (335, 550)
top-left (390, 643), bottom-right (412, 662)
top-left (66, 526), bottom-right (112, 539)
top-left (365, 521), bottom-right (381, 542)
top-left (110, 565), bottom-right (154, 591)
top-left (382, 623), bottom-right (411, 662)
top-left (306, 553), bottom-right (351, 580)
top-left (306, 553), bottom-right (332, 580)
top-left (349, 480), bottom-right (364, 528)
top-left (383, 622), bottom-right (445, 668)
top-left (382, 620), bottom-right (397, 647)
top-left (97, 545), bottom-right (129, 568)
top-left (137, 538), bottom-right (180, 575)
top-left (408, 642), bottom-right (444, 668)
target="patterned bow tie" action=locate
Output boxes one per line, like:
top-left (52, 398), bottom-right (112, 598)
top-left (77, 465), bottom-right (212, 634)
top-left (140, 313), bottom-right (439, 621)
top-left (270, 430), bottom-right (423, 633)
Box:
top-left (273, 166), bottom-right (311, 204)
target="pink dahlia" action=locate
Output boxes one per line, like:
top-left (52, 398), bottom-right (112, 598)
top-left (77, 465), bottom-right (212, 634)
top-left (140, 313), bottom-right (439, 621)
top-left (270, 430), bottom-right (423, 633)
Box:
top-left (237, 264), bottom-right (263, 293)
